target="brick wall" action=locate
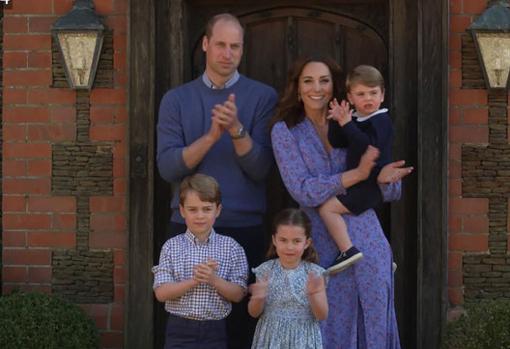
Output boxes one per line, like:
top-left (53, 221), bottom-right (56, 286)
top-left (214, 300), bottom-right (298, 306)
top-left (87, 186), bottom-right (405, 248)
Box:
top-left (2, 1), bottom-right (128, 348)
top-left (448, 0), bottom-right (510, 308)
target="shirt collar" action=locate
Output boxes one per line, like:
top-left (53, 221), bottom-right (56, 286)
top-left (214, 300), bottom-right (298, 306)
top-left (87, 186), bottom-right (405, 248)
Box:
top-left (354, 108), bottom-right (388, 122)
top-left (184, 228), bottom-right (216, 244)
top-left (202, 71), bottom-right (240, 89)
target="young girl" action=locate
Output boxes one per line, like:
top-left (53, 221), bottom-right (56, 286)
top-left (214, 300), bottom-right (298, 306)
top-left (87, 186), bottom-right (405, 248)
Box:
top-left (248, 208), bottom-right (328, 349)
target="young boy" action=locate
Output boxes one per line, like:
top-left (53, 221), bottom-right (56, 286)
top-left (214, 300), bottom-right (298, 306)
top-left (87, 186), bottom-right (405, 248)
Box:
top-left (152, 173), bottom-right (248, 349)
top-left (319, 65), bottom-right (393, 274)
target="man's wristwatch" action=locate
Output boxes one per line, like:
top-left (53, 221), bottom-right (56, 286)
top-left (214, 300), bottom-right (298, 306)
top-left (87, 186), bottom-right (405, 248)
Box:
top-left (230, 125), bottom-right (247, 139)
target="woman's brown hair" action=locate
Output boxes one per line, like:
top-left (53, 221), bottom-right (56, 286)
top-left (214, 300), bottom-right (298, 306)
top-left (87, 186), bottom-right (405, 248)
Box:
top-left (269, 56), bottom-right (344, 130)
top-left (266, 208), bottom-right (319, 264)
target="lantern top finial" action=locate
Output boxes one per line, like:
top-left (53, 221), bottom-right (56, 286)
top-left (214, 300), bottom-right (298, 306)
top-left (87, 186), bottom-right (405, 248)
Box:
top-left (52, 0), bottom-right (104, 32)
top-left (469, 0), bottom-right (510, 32)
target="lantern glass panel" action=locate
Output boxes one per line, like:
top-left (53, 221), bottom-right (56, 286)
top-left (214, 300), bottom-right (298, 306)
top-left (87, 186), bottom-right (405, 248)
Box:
top-left (57, 31), bottom-right (99, 88)
top-left (475, 32), bottom-right (510, 88)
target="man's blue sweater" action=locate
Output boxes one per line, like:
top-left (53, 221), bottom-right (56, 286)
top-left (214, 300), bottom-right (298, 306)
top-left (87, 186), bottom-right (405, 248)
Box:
top-left (157, 75), bottom-right (277, 227)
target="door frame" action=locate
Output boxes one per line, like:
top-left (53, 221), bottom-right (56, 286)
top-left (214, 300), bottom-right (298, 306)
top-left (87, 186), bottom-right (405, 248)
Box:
top-left (127, 1), bottom-right (448, 348)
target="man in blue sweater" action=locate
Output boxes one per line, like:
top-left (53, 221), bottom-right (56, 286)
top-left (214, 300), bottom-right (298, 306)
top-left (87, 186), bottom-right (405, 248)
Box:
top-left (157, 13), bottom-right (277, 349)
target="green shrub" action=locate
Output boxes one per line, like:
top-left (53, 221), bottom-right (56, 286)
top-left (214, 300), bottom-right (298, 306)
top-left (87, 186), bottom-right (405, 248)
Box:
top-left (442, 299), bottom-right (510, 349)
top-left (0, 291), bottom-right (99, 349)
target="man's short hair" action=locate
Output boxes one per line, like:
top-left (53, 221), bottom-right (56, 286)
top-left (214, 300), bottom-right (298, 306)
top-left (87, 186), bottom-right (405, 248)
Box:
top-left (179, 174), bottom-right (221, 206)
top-left (204, 13), bottom-right (244, 39)
top-left (346, 65), bottom-right (385, 92)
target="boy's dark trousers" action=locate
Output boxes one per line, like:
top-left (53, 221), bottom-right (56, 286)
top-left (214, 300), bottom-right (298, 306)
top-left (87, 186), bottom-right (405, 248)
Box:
top-left (167, 222), bottom-right (266, 349)
top-left (164, 314), bottom-right (227, 349)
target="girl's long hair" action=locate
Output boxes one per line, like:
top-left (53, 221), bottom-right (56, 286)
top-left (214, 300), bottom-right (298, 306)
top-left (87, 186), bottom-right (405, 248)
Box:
top-left (269, 56), bottom-right (344, 130)
top-left (266, 208), bottom-right (319, 264)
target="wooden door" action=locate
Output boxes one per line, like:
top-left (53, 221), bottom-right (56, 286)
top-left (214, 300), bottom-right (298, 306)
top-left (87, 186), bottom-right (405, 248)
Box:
top-left (128, 1), bottom-right (448, 349)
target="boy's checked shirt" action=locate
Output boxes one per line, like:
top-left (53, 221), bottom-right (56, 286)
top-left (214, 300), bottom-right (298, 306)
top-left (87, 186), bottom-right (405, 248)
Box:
top-left (153, 229), bottom-right (248, 320)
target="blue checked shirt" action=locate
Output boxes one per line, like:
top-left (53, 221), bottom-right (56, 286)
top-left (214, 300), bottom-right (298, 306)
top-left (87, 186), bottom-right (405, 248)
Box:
top-left (152, 229), bottom-right (248, 320)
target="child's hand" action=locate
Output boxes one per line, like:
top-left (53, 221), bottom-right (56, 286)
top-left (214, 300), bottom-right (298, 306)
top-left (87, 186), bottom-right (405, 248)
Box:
top-left (193, 262), bottom-right (218, 285)
top-left (306, 272), bottom-right (325, 297)
top-left (249, 274), bottom-right (270, 300)
top-left (327, 99), bottom-right (352, 126)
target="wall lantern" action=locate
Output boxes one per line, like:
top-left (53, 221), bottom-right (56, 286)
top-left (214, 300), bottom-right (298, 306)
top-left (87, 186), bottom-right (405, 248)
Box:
top-left (52, 0), bottom-right (104, 90)
top-left (468, 0), bottom-right (510, 89)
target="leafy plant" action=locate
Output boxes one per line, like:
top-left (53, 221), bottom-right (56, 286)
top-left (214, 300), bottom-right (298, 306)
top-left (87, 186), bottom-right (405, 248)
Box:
top-left (442, 299), bottom-right (510, 349)
top-left (0, 291), bottom-right (99, 349)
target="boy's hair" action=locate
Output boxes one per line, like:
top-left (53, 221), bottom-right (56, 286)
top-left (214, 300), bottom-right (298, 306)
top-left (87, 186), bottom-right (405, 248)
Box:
top-left (204, 13), bottom-right (244, 39)
top-left (346, 65), bottom-right (385, 92)
top-left (266, 208), bottom-right (319, 264)
top-left (179, 174), bottom-right (221, 206)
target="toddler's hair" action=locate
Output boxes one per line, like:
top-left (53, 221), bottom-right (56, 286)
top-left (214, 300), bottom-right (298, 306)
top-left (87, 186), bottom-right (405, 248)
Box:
top-left (346, 65), bottom-right (384, 92)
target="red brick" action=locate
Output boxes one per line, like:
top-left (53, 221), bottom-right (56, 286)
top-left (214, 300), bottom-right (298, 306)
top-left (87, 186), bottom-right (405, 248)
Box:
top-left (2, 231), bottom-right (27, 247)
top-left (4, 106), bottom-right (50, 122)
top-left (110, 305), bottom-right (124, 331)
top-left (105, 15), bottom-right (127, 34)
top-left (3, 266), bottom-right (28, 282)
top-left (114, 284), bottom-right (125, 303)
top-left (4, 70), bottom-right (51, 87)
top-left (89, 232), bottom-right (126, 249)
top-left (90, 124), bottom-right (126, 141)
top-left (114, 178), bottom-right (126, 195)
top-left (449, 125), bottom-right (488, 143)
top-left (28, 197), bottom-right (75, 212)
top-left (449, 107), bottom-right (462, 125)
top-left (448, 269), bottom-right (463, 287)
top-left (462, 215), bottom-right (488, 234)
top-left (114, 51), bottom-right (126, 70)
top-left (448, 49), bottom-right (462, 70)
top-left (449, 178), bottom-right (462, 197)
top-left (3, 248), bottom-right (52, 265)
top-left (3, 123), bottom-right (27, 141)
top-left (50, 107), bottom-right (76, 122)
top-left (95, 0), bottom-right (114, 14)
top-left (90, 106), bottom-right (115, 123)
top-left (450, 89), bottom-right (487, 106)
top-left (28, 52), bottom-right (52, 68)
top-left (3, 87), bottom-right (28, 104)
top-left (28, 232), bottom-right (76, 248)
top-left (2, 159), bottom-right (26, 177)
top-left (53, 0), bottom-right (74, 15)
top-left (448, 287), bottom-right (463, 306)
top-left (28, 266), bottom-right (52, 283)
top-left (28, 88), bottom-right (76, 105)
top-left (28, 16), bottom-right (56, 33)
top-left (449, 233), bottom-right (488, 251)
top-left (52, 214), bottom-right (76, 229)
top-left (113, 158), bottom-right (126, 177)
top-left (463, 107), bottom-right (488, 125)
top-left (3, 213), bottom-right (52, 229)
top-left (3, 178), bottom-right (51, 195)
top-left (3, 34), bottom-right (51, 50)
top-left (449, 0), bottom-right (462, 14)
top-left (114, 266), bottom-right (126, 284)
top-left (113, 33), bottom-right (127, 51)
top-left (450, 14), bottom-right (472, 33)
top-left (6, 0), bottom-right (52, 14)
top-left (3, 16), bottom-right (28, 33)
top-left (448, 143), bottom-right (461, 162)
top-left (27, 159), bottom-right (52, 176)
top-left (27, 123), bottom-right (75, 141)
top-left (450, 33), bottom-right (462, 51)
top-left (464, 1), bottom-right (488, 14)
top-left (3, 51), bottom-right (27, 68)
top-left (113, 249), bottom-right (125, 265)
top-left (3, 143), bottom-right (51, 159)
top-left (448, 213), bottom-right (462, 233)
top-left (90, 197), bottom-right (125, 212)
top-left (450, 197), bottom-right (488, 214)
top-left (114, 71), bottom-right (128, 85)
top-left (100, 331), bottom-right (124, 349)
top-left (112, 141), bottom-right (126, 157)
top-left (113, 0), bottom-right (128, 14)
top-left (3, 195), bottom-right (27, 212)
top-left (448, 251), bottom-right (463, 270)
top-left (449, 160), bottom-right (461, 179)
top-left (91, 88), bottom-right (126, 105)
top-left (449, 69), bottom-right (462, 89)
top-left (90, 214), bottom-right (126, 232)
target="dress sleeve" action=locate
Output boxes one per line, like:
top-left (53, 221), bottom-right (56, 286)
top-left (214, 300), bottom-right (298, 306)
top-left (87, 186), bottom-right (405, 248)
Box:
top-left (271, 122), bottom-right (346, 208)
top-left (379, 181), bottom-right (402, 202)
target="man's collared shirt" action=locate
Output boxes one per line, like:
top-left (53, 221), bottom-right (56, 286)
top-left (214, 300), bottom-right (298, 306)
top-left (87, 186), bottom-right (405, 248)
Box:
top-left (202, 71), bottom-right (240, 89)
top-left (153, 229), bottom-right (248, 320)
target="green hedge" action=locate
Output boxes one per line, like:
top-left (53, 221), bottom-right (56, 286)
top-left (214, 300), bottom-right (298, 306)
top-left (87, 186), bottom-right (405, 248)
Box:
top-left (0, 291), bottom-right (99, 349)
top-left (442, 299), bottom-right (510, 349)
